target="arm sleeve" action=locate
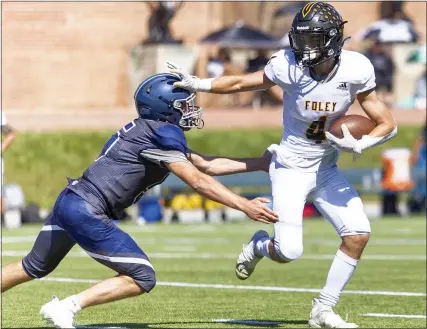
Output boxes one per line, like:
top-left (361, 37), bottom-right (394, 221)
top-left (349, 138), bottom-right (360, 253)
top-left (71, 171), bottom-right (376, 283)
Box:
top-left (353, 56), bottom-right (376, 95)
top-left (140, 148), bottom-right (189, 165)
top-left (140, 124), bottom-right (190, 164)
top-left (264, 58), bottom-right (277, 84)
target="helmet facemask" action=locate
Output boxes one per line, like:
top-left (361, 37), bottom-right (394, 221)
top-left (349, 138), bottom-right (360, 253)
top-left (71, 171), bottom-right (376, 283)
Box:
top-left (173, 93), bottom-right (204, 130)
top-left (289, 23), bottom-right (347, 68)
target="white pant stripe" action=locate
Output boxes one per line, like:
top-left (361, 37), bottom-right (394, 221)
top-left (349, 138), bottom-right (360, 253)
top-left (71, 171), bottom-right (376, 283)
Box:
top-left (41, 225), bottom-right (64, 231)
top-left (85, 251), bottom-right (154, 270)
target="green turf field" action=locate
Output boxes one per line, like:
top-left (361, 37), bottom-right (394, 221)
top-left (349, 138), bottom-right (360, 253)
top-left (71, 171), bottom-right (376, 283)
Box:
top-left (2, 218), bottom-right (426, 328)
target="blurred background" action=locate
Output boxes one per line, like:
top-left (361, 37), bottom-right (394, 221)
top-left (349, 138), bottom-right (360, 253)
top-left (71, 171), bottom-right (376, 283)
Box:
top-left (1, 1), bottom-right (426, 228)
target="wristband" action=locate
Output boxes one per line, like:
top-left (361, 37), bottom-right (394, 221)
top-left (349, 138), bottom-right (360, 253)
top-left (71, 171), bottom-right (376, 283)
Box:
top-left (197, 78), bottom-right (216, 92)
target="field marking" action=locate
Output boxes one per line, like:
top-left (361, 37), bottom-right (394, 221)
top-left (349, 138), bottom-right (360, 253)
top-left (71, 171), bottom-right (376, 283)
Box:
top-left (162, 245), bottom-right (196, 252)
top-left (2, 235), bottom-right (425, 246)
top-left (76, 325), bottom-right (128, 329)
top-left (362, 313), bottom-right (426, 319)
top-left (2, 250), bottom-right (425, 261)
top-left (40, 277), bottom-right (426, 297)
top-left (213, 319), bottom-right (282, 325)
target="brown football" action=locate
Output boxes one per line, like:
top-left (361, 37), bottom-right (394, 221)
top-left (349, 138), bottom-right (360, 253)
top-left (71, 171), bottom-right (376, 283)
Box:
top-left (328, 115), bottom-right (376, 140)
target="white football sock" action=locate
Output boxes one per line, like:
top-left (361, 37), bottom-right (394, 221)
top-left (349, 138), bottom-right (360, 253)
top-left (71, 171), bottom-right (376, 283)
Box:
top-left (254, 237), bottom-right (272, 259)
top-left (62, 295), bottom-right (82, 314)
top-left (318, 249), bottom-right (359, 307)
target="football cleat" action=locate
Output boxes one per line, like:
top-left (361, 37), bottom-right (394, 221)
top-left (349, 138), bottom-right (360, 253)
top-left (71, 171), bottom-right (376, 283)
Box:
top-left (235, 230), bottom-right (269, 280)
top-left (308, 298), bottom-right (358, 328)
top-left (40, 296), bottom-right (76, 329)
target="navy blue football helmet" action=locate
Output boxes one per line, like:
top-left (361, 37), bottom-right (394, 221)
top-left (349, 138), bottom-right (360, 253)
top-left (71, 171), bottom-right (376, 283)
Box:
top-left (134, 73), bottom-right (203, 130)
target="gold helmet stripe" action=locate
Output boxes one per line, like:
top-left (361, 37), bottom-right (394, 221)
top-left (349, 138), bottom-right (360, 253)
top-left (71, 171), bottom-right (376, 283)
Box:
top-left (302, 2), bottom-right (316, 18)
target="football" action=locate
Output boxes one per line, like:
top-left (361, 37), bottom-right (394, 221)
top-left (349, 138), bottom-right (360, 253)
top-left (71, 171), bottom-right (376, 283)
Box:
top-left (328, 115), bottom-right (376, 140)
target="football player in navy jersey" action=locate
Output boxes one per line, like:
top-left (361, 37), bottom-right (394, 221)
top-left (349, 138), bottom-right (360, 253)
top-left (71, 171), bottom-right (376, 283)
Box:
top-left (1, 73), bottom-right (278, 328)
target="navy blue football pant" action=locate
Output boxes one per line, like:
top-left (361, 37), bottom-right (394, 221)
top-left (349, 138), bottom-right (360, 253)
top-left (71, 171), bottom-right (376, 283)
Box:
top-left (22, 189), bottom-right (156, 292)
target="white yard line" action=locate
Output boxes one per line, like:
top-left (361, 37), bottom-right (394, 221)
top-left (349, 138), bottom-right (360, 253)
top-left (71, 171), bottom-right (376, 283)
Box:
top-left (2, 250), bottom-right (425, 261)
top-left (162, 245), bottom-right (196, 252)
top-left (40, 277), bottom-right (426, 297)
top-left (2, 236), bottom-right (425, 245)
top-left (76, 326), bottom-right (128, 329)
top-left (362, 313), bottom-right (426, 319)
top-left (213, 319), bottom-right (282, 325)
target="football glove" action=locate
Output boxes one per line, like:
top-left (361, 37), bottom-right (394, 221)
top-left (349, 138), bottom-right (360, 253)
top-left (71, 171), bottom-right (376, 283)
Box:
top-left (166, 61), bottom-right (214, 92)
top-left (325, 123), bottom-right (398, 161)
top-left (325, 124), bottom-right (360, 154)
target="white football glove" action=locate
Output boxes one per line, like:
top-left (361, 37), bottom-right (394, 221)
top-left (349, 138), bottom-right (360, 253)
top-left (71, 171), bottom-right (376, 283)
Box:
top-left (166, 61), bottom-right (214, 92)
top-left (325, 124), bottom-right (362, 161)
top-left (325, 123), bottom-right (398, 162)
top-left (325, 124), bottom-right (360, 153)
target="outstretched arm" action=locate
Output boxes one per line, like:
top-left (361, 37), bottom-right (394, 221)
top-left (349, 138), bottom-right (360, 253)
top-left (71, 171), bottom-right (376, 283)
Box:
top-left (207, 71), bottom-right (275, 94)
top-left (187, 149), bottom-right (272, 176)
top-left (167, 62), bottom-right (276, 94)
top-left (166, 161), bottom-right (278, 224)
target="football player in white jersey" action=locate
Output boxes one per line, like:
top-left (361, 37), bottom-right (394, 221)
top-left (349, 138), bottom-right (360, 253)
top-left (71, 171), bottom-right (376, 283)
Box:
top-left (168, 2), bottom-right (397, 328)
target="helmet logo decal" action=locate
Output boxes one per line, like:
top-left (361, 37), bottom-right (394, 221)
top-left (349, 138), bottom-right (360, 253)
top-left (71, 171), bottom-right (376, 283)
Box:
top-left (302, 2), bottom-right (315, 18)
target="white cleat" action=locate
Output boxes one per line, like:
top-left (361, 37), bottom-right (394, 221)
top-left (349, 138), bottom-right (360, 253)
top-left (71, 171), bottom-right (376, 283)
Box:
top-left (40, 296), bottom-right (76, 329)
top-left (308, 298), bottom-right (358, 328)
top-left (235, 230), bottom-right (269, 280)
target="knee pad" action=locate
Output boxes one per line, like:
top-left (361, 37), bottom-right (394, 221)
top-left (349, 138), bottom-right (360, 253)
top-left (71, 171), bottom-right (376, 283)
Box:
top-left (22, 250), bottom-right (58, 278)
top-left (129, 265), bottom-right (156, 293)
top-left (273, 239), bottom-right (303, 262)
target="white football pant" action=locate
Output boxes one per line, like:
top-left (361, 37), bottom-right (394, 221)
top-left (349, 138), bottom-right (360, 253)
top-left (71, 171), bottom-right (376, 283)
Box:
top-left (269, 157), bottom-right (371, 262)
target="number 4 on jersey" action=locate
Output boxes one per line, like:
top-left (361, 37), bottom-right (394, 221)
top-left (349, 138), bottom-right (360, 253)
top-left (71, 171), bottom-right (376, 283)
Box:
top-left (306, 116), bottom-right (327, 144)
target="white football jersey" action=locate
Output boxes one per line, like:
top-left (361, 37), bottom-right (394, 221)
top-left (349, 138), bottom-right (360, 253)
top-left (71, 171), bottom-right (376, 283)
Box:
top-left (265, 49), bottom-right (376, 171)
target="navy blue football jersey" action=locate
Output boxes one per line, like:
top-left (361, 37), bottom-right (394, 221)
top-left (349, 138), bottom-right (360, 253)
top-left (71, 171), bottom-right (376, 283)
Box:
top-left (67, 119), bottom-right (189, 219)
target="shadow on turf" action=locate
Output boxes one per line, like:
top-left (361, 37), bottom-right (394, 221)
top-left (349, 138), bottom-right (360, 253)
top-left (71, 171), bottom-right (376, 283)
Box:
top-left (10, 319), bottom-right (308, 329)
top-left (13, 319), bottom-right (307, 328)
top-left (71, 319), bottom-right (307, 328)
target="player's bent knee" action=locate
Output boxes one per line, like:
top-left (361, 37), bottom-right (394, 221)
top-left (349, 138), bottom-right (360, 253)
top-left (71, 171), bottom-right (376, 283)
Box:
top-left (273, 240), bottom-right (303, 262)
top-left (21, 251), bottom-right (58, 279)
top-left (128, 265), bottom-right (156, 294)
top-left (343, 234), bottom-right (370, 248)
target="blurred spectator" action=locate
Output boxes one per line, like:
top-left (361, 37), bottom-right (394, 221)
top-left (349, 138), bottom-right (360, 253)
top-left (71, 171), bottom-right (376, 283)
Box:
top-left (408, 124), bottom-right (426, 213)
top-left (413, 69), bottom-right (426, 110)
top-left (207, 48), bottom-right (233, 78)
top-left (246, 50), bottom-right (269, 73)
top-left (407, 44), bottom-right (426, 64)
top-left (402, 45), bottom-right (426, 110)
top-left (355, 1), bottom-right (419, 44)
top-left (364, 42), bottom-right (395, 107)
top-left (1, 111), bottom-right (17, 221)
top-left (145, 1), bottom-right (183, 44)
top-left (245, 50), bottom-right (282, 107)
top-left (380, 148), bottom-right (413, 216)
